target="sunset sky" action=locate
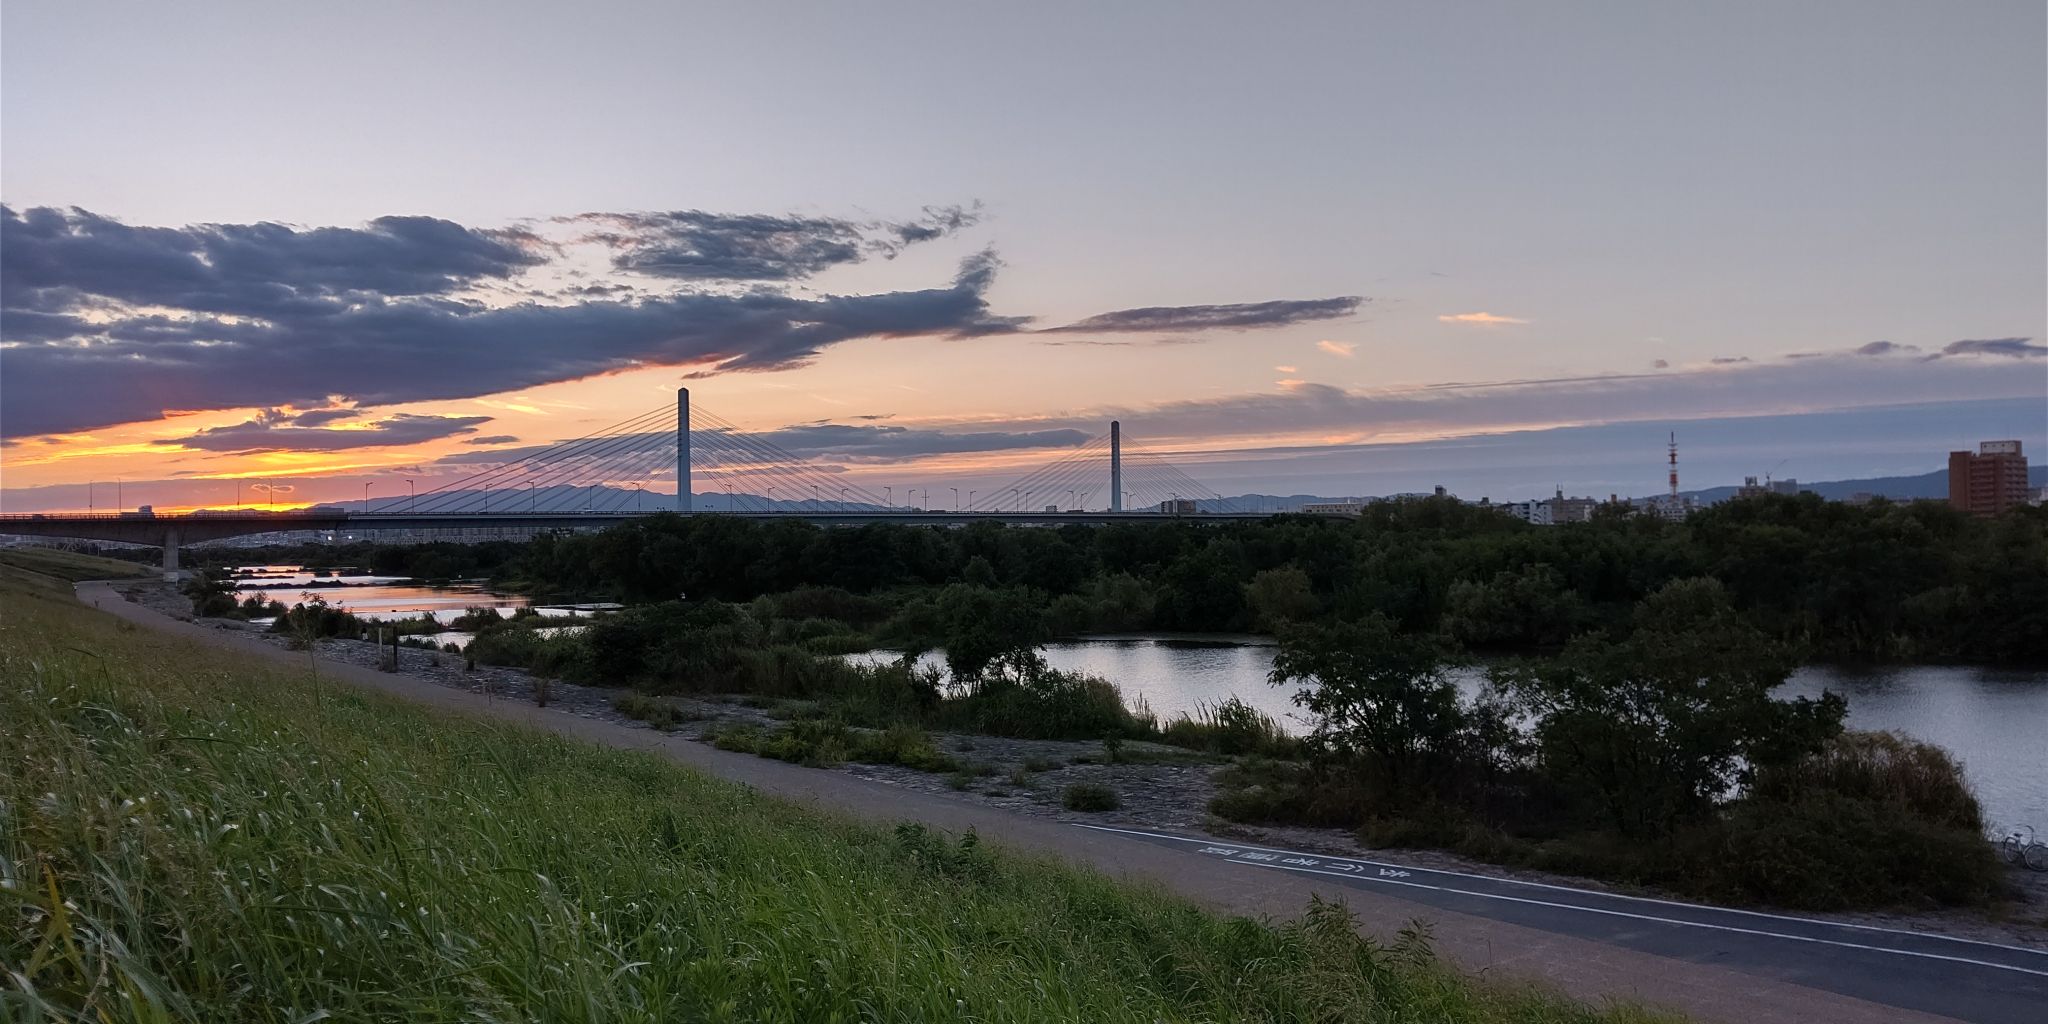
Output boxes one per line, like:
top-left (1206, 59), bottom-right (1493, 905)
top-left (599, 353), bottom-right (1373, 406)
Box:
top-left (3, 2), bottom-right (2043, 512)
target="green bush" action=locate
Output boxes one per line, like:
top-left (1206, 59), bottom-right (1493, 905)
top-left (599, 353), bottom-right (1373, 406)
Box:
top-left (710, 720), bottom-right (958, 774)
top-left (613, 692), bottom-right (706, 730)
top-left (1701, 793), bottom-right (2004, 910)
top-left (1062, 783), bottom-right (1120, 812)
top-left (1208, 759), bottom-right (1373, 829)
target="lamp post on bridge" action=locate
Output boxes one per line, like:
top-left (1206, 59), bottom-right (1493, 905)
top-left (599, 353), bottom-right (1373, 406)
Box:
top-left (364, 482), bottom-right (372, 514)
top-left (529, 481), bottom-right (537, 512)
top-left (407, 479), bottom-right (415, 513)
top-left (885, 485), bottom-right (893, 508)
top-left (968, 490), bottom-right (975, 511)
top-left (839, 487), bottom-right (848, 512)
top-left (951, 487), bottom-right (959, 510)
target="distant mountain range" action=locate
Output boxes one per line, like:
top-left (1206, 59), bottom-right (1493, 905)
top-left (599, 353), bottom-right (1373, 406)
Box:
top-left (285, 465), bottom-right (2045, 519)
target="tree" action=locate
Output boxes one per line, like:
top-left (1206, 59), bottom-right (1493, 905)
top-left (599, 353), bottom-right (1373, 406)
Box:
top-left (1243, 565), bottom-right (1318, 631)
top-left (1270, 614), bottom-right (1468, 801)
top-left (1440, 563), bottom-right (1584, 649)
top-left (936, 585), bottom-right (1048, 684)
top-left (1494, 577), bottom-right (1844, 835)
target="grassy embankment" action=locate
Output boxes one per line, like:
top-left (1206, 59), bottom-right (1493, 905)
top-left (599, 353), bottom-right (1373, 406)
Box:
top-left (0, 546), bottom-right (155, 582)
top-left (0, 573), bottom-right (1670, 1022)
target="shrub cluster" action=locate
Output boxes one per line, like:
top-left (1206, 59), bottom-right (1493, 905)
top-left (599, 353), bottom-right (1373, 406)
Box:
top-left (1210, 579), bottom-right (2004, 911)
top-left (1062, 783), bottom-right (1121, 812)
top-left (710, 720), bottom-right (959, 773)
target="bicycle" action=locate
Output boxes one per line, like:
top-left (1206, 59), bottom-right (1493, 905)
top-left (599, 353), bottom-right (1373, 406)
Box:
top-left (1993, 824), bottom-right (2048, 871)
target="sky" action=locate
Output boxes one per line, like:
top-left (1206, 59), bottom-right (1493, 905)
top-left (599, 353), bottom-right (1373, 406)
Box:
top-left (2, 1), bottom-right (2043, 512)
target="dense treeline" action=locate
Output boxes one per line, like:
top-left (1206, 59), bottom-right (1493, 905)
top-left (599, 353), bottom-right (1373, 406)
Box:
top-left (220, 493), bottom-right (2048, 663)
top-left (1218, 579), bottom-right (2006, 911)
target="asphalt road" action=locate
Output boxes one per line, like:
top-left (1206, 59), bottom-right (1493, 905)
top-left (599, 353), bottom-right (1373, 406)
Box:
top-left (73, 580), bottom-right (2048, 1023)
top-left (1081, 824), bottom-right (2048, 1024)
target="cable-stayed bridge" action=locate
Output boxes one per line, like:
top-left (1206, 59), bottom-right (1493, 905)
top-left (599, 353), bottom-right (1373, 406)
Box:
top-left (0, 389), bottom-right (1266, 567)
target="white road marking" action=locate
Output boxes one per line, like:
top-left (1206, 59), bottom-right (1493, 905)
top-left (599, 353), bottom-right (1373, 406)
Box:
top-left (1076, 823), bottom-right (2048, 979)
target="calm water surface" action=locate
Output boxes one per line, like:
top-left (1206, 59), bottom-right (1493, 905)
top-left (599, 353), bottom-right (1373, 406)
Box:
top-left (857, 637), bottom-right (2048, 831)
top-left (229, 565), bottom-right (611, 645)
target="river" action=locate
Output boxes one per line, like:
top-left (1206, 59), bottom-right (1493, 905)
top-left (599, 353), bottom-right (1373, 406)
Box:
top-left (853, 636), bottom-right (2048, 832)
top-left (225, 564), bottom-right (2044, 829)
top-left (228, 565), bottom-right (614, 647)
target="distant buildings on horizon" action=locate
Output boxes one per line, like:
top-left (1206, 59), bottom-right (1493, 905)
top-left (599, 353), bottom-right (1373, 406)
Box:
top-left (1300, 438), bottom-right (2038, 525)
top-left (1948, 440), bottom-right (2031, 516)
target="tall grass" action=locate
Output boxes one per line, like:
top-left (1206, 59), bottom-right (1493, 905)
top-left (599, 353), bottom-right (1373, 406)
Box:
top-left (0, 575), bottom-right (1662, 1023)
top-left (1750, 730), bottom-right (1985, 831)
top-left (1160, 697), bottom-right (1300, 758)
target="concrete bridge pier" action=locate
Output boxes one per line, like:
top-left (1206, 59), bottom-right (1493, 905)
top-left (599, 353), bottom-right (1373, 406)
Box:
top-left (161, 526), bottom-right (180, 571)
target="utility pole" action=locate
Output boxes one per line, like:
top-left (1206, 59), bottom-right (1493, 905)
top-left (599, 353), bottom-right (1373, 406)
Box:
top-left (676, 387), bottom-right (692, 513)
top-left (1110, 420), bottom-right (1123, 513)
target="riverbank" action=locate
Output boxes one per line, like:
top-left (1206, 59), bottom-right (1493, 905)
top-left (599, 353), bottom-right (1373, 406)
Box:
top-left (115, 575), bottom-right (2048, 949)
top-left (14, 571), bottom-right (1698, 1023)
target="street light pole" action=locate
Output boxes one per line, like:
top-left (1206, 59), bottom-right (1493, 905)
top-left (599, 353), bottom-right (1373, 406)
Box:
top-left (407, 479), bottom-right (415, 513)
top-left (364, 482), bottom-right (371, 514)
top-left (951, 487), bottom-right (959, 510)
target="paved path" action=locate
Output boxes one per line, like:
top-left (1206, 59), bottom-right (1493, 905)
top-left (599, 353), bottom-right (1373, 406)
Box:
top-left (77, 582), bottom-right (2048, 1024)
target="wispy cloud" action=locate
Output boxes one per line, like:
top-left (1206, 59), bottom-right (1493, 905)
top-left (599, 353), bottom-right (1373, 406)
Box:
top-left (1039, 296), bottom-right (1364, 335)
top-left (1932, 337), bottom-right (2043, 359)
top-left (1274, 365), bottom-right (1299, 373)
top-left (1438, 312), bottom-right (1529, 325)
top-left (951, 349), bottom-right (2045, 449)
top-left (1316, 340), bottom-right (1354, 358)
top-left (154, 413), bottom-right (492, 453)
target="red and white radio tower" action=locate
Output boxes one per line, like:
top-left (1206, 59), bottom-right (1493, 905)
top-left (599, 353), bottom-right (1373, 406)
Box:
top-left (1668, 432), bottom-right (1680, 499)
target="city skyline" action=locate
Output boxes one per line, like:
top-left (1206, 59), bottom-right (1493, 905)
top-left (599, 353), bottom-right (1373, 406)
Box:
top-left (3, 2), bottom-right (2043, 512)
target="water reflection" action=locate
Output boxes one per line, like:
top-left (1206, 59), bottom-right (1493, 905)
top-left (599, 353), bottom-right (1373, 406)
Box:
top-left (227, 565), bottom-right (615, 646)
top-left (855, 638), bottom-right (2047, 830)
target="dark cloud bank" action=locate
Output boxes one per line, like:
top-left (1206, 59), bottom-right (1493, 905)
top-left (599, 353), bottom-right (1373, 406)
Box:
top-left (0, 203), bottom-right (1359, 437)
